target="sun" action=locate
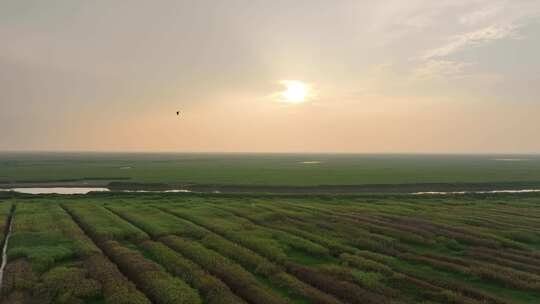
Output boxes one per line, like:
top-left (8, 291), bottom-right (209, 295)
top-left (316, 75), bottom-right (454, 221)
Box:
top-left (279, 80), bottom-right (312, 103)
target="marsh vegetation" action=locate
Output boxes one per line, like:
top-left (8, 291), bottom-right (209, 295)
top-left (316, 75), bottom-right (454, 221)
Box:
top-left (0, 192), bottom-right (539, 303)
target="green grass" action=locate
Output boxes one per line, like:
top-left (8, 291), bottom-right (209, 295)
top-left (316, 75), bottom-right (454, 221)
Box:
top-left (2, 152), bottom-right (540, 186)
top-left (2, 200), bottom-right (152, 304)
top-left (1, 192), bottom-right (540, 303)
top-left (2, 202), bottom-right (109, 303)
top-left (8, 203), bottom-right (81, 272)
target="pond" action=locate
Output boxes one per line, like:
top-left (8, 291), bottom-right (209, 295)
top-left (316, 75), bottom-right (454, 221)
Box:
top-left (2, 187), bottom-right (110, 194)
top-left (0, 187), bottom-right (194, 194)
top-left (414, 189), bottom-right (540, 195)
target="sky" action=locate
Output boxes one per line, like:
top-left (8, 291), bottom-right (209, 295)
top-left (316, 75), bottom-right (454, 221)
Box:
top-left (1, 0), bottom-right (539, 153)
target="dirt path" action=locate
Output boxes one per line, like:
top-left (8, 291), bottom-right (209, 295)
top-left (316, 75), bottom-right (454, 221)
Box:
top-left (0, 206), bottom-right (14, 290)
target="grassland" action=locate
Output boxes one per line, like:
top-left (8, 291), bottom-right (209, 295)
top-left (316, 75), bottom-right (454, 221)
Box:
top-left (1, 152), bottom-right (540, 188)
top-left (0, 192), bottom-right (539, 304)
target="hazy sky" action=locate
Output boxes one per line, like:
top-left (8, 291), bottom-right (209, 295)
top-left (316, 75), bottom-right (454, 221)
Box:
top-left (1, 0), bottom-right (539, 153)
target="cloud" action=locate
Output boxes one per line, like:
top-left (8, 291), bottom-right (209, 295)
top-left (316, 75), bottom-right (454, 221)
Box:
top-left (421, 24), bottom-right (518, 60)
top-left (411, 60), bottom-right (473, 80)
top-left (406, 1), bottom-right (540, 87)
top-left (418, 1), bottom-right (540, 60)
top-left (459, 5), bottom-right (503, 26)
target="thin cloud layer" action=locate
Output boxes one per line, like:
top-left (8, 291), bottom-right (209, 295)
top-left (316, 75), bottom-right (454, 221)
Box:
top-left (421, 24), bottom-right (518, 60)
top-left (1, 1), bottom-right (539, 153)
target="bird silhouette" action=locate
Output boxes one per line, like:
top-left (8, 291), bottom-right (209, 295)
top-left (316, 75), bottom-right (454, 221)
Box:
top-left (176, 111), bottom-right (180, 116)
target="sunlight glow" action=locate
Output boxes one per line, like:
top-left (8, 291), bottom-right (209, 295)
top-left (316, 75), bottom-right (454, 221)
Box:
top-left (279, 80), bottom-right (312, 103)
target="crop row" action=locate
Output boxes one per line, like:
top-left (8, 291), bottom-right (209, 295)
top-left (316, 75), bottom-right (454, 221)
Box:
top-left (208, 202), bottom-right (469, 302)
top-left (2, 194), bottom-right (539, 304)
top-left (108, 204), bottom-right (342, 304)
top-left (140, 240), bottom-right (245, 304)
top-left (161, 235), bottom-right (288, 304)
top-left (63, 204), bottom-right (199, 304)
top-left (102, 240), bottom-right (201, 304)
top-left (0, 202), bottom-right (152, 304)
top-left (159, 204), bottom-right (401, 304)
top-left (203, 201), bottom-right (517, 304)
top-left (166, 202), bottom-right (459, 303)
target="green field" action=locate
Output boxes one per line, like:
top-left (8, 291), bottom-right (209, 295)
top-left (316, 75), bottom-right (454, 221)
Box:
top-left (1, 192), bottom-right (539, 304)
top-left (2, 152), bottom-right (540, 187)
top-left (1, 153), bottom-right (540, 303)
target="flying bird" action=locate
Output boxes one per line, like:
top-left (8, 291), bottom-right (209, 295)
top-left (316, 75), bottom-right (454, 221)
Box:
top-left (176, 111), bottom-right (180, 116)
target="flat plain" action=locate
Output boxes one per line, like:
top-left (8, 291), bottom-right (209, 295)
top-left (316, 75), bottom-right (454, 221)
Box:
top-left (1, 191), bottom-right (539, 304)
top-left (2, 153), bottom-right (540, 187)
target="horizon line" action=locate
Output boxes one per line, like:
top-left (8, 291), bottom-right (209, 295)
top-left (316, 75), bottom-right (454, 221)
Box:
top-left (1, 150), bottom-right (539, 156)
